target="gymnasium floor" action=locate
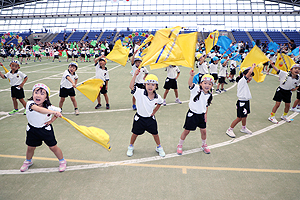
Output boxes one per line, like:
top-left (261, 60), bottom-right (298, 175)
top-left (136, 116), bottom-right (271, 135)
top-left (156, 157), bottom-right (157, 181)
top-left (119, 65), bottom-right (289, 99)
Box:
top-left (0, 58), bottom-right (299, 200)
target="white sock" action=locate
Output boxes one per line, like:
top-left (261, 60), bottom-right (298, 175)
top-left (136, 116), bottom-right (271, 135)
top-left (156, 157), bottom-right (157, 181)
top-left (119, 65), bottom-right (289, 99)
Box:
top-left (202, 139), bottom-right (206, 146)
top-left (178, 139), bottom-right (184, 146)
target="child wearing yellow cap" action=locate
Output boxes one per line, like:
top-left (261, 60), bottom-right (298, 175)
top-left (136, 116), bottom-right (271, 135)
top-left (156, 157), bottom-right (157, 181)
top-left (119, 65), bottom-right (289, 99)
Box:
top-left (177, 71), bottom-right (214, 155)
top-left (127, 69), bottom-right (165, 157)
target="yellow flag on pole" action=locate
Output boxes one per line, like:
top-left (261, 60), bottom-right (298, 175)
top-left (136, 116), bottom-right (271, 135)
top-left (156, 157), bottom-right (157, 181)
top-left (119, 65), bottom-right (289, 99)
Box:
top-left (2, 65), bottom-right (9, 73)
top-left (205, 30), bottom-right (219, 54)
top-left (240, 45), bottom-right (270, 82)
top-left (61, 116), bottom-right (111, 151)
top-left (137, 34), bottom-right (154, 51)
top-left (273, 53), bottom-right (295, 73)
top-left (106, 39), bottom-right (130, 66)
top-left (253, 63), bottom-right (266, 83)
top-left (76, 79), bottom-right (104, 102)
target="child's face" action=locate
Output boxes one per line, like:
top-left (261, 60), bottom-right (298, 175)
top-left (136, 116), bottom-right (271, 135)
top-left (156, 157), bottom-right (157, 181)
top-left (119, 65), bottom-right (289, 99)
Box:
top-left (145, 83), bottom-right (156, 93)
top-left (99, 60), bottom-right (106, 67)
top-left (33, 88), bottom-right (48, 106)
top-left (68, 65), bottom-right (77, 74)
top-left (200, 80), bottom-right (213, 93)
top-left (10, 63), bottom-right (20, 72)
top-left (291, 67), bottom-right (300, 75)
top-left (135, 60), bottom-right (141, 67)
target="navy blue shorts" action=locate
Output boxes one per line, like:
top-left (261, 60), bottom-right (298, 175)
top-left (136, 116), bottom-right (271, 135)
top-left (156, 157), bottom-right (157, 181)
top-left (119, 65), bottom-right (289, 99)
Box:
top-left (132, 113), bottom-right (158, 135)
top-left (297, 87), bottom-right (300, 100)
top-left (183, 109), bottom-right (206, 130)
top-left (59, 87), bottom-right (76, 97)
top-left (236, 100), bottom-right (250, 118)
top-left (11, 86), bottom-right (25, 99)
top-left (100, 85), bottom-right (108, 94)
top-left (26, 124), bottom-right (57, 147)
top-left (273, 87), bottom-right (292, 103)
top-left (163, 78), bottom-right (178, 90)
top-left (218, 76), bottom-right (226, 84)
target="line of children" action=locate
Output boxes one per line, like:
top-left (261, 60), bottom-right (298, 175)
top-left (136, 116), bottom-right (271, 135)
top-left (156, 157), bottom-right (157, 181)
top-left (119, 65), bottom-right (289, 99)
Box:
top-left (20, 83), bottom-right (66, 172)
top-left (0, 61), bottom-right (28, 115)
top-left (59, 62), bottom-right (79, 115)
top-left (226, 64), bottom-right (256, 138)
top-left (94, 56), bottom-right (110, 109)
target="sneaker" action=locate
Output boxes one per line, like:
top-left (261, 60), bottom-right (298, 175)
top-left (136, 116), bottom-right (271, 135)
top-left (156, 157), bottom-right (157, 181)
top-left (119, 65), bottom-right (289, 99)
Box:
top-left (177, 145), bottom-right (183, 155)
top-left (226, 129), bottom-right (236, 138)
top-left (281, 115), bottom-right (291, 123)
top-left (268, 116), bottom-right (278, 124)
top-left (163, 100), bottom-right (166, 106)
top-left (106, 104), bottom-right (110, 109)
top-left (215, 89), bottom-right (221, 94)
top-left (202, 144), bottom-right (211, 154)
top-left (20, 160), bottom-right (33, 172)
top-left (8, 109), bottom-right (19, 115)
top-left (240, 127), bottom-right (252, 135)
top-left (132, 104), bottom-right (137, 110)
top-left (127, 145), bottom-right (134, 157)
top-left (224, 81), bottom-right (228, 84)
top-left (75, 109), bottom-right (79, 115)
top-left (290, 107), bottom-right (300, 113)
top-left (59, 160), bottom-right (67, 172)
top-left (175, 99), bottom-right (182, 104)
top-left (23, 110), bottom-right (26, 115)
top-left (156, 146), bottom-right (166, 157)
top-left (221, 89), bottom-right (227, 92)
top-left (95, 104), bottom-right (101, 109)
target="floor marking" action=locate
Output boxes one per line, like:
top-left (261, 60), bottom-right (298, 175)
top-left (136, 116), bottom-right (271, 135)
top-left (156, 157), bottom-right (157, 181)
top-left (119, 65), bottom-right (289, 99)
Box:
top-left (182, 167), bottom-right (187, 174)
top-left (0, 112), bottom-right (297, 175)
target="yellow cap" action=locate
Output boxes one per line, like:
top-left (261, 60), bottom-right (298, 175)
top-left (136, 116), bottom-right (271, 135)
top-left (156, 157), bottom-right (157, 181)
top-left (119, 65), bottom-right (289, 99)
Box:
top-left (201, 74), bottom-right (214, 83)
top-left (144, 74), bottom-right (158, 84)
top-left (196, 53), bottom-right (203, 59)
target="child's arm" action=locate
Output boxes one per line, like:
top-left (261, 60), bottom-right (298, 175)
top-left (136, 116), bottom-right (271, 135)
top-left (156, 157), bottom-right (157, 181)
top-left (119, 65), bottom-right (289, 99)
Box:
top-left (205, 107), bottom-right (208, 122)
top-left (188, 70), bottom-right (195, 88)
top-left (176, 71), bottom-right (180, 80)
top-left (129, 69), bottom-right (139, 90)
top-left (270, 61), bottom-right (279, 73)
top-left (94, 55), bottom-right (104, 64)
top-left (245, 63), bottom-right (256, 79)
top-left (75, 78), bottom-right (78, 86)
top-left (151, 104), bottom-right (161, 116)
top-left (131, 50), bottom-right (138, 65)
top-left (66, 76), bottom-right (76, 88)
top-left (30, 105), bottom-right (62, 118)
top-left (105, 80), bottom-right (108, 90)
top-left (292, 86), bottom-right (299, 92)
top-left (19, 76), bottom-right (28, 88)
top-left (45, 116), bottom-right (58, 126)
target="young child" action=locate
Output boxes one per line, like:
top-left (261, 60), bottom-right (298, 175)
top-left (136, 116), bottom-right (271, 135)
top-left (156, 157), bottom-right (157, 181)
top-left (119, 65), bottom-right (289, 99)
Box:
top-left (67, 48), bottom-right (73, 62)
top-left (80, 47), bottom-right (86, 62)
top-left (209, 56), bottom-right (219, 86)
top-left (162, 65), bottom-right (182, 106)
top-left (266, 52), bottom-right (276, 74)
top-left (20, 83), bottom-right (66, 172)
top-left (59, 62), bottom-right (79, 115)
top-left (268, 63), bottom-right (300, 123)
top-left (216, 59), bottom-right (228, 93)
top-left (196, 53), bottom-right (209, 81)
top-left (177, 72), bottom-right (214, 155)
top-left (86, 48), bottom-right (91, 62)
top-left (226, 64), bottom-right (256, 138)
top-left (229, 54), bottom-right (237, 82)
top-left (290, 87), bottom-right (300, 112)
top-left (127, 69), bottom-right (165, 157)
top-left (52, 49), bottom-right (61, 62)
top-left (34, 48), bottom-right (41, 62)
top-left (130, 53), bottom-right (148, 110)
top-left (0, 61), bottom-right (28, 115)
top-left (45, 47), bottom-right (50, 60)
top-left (72, 48), bottom-right (78, 62)
top-left (94, 56), bottom-right (110, 109)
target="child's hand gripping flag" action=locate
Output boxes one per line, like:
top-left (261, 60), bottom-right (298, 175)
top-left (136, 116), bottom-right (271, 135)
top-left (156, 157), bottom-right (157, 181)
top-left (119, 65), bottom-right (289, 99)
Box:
top-left (1, 63), bottom-right (10, 82)
top-left (205, 30), bottom-right (219, 54)
top-left (76, 79), bottom-right (104, 102)
top-left (106, 39), bottom-right (130, 66)
top-left (240, 45), bottom-right (270, 83)
top-left (61, 116), bottom-right (111, 151)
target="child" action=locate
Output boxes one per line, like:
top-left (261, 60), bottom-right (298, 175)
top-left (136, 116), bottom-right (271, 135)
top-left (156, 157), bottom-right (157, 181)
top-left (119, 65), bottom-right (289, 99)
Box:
top-left (290, 87), bottom-right (300, 112)
top-left (45, 47), bottom-right (50, 60)
top-left (59, 62), bottom-right (79, 115)
top-left (131, 52), bottom-right (148, 110)
top-left (94, 56), bottom-right (110, 109)
top-left (127, 69), bottom-right (165, 157)
top-left (162, 65), bottom-right (182, 106)
top-left (67, 48), bottom-right (73, 62)
top-left (52, 49), bottom-right (61, 62)
top-left (268, 64), bottom-right (300, 123)
top-left (216, 59), bottom-right (228, 93)
top-left (86, 48), bottom-right (91, 62)
top-left (177, 72), bottom-right (214, 155)
top-left (34, 48), bottom-right (41, 62)
top-left (20, 48), bottom-right (27, 64)
top-left (0, 61), bottom-right (28, 115)
top-left (72, 48), bottom-right (78, 62)
top-left (80, 47), bottom-right (86, 62)
top-left (209, 56), bottom-right (219, 86)
top-left (229, 54), bottom-right (237, 82)
top-left (266, 52), bottom-right (276, 74)
top-left (226, 64), bottom-right (256, 138)
top-left (20, 83), bottom-right (66, 172)
top-left (196, 53), bottom-right (209, 81)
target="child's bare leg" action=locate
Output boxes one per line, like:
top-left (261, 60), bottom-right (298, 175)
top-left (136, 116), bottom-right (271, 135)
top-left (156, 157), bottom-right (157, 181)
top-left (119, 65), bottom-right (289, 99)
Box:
top-left (12, 97), bottom-right (18, 109)
top-left (153, 134), bottom-right (161, 145)
top-left (230, 117), bottom-right (242, 128)
top-left (59, 97), bottom-right (66, 108)
top-left (49, 145), bottom-right (63, 160)
top-left (97, 93), bottom-right (101, 104)
top-left (180, 129), bottom-right (190, 140)
top-left (19, 98), bottom-right (27, 108)
top-left (174, 89), bottom-right (179, 98)
top-left (292, 99), bottom-right (300, 108)
top-left (200, 128), bottom-right (207, 140)
top-left (163, 89), bottom-right (169, 99)
top-left (132, 96), bottom-right (136, 105)
top-left (284, 103), bottom-right (290, 113)
top-left (26, 146), bottom-right (36, 160)
top-left (104, 93), bottom-right (109, 104)
top-left (70, 96), bottom-right (77, 108)
top-left (241, 117), bottom-right (247, 126)
top-left (130, 133), bottom-right (138, 145)
top-left (272, 101), bottom-right (281, 113)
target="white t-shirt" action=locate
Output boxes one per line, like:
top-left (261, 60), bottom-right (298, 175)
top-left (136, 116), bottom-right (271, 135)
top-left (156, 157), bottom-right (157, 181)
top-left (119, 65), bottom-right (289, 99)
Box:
top-left (132, 87), bottom-right (163, 117)
top-left (4, 70), bottom-right (27, 86)
top-left (188, 84), bottom-right (212, 114)
top-left (95, 63), bottom-right (109, 85)
top-left (278, 70), bottom-right (300, 90)
top-left (209, 63), bottom-right (219, 74)
top-left (218, 64), bottom-right (227, 77)
top-left (26, 100), bottom-right (61, 128)
top-left (230, 60), bottom-right (237, 69)
top-left (60, 69), bottom-right (78, 89)
top-left (237, 76), bottom-right (252, 100)
top-left (132, 64), bottom-right (148, 84)
top-left (166, 65), bottom-right (180, 79)
top-left (198, 62), bottom-right (209, 74)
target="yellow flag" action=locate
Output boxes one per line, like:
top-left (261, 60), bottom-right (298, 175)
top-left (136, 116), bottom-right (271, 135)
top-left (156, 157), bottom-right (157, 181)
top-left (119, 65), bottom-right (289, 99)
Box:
top-left (205, 30), bottom-right (219, 54)
top-left (106, 39), bottom-right (130, 66)
top-left (253, 63), bottom-right (266, 83)
top-left (2, 65), bottom-right (9, 73)
top-left (273, 53), bottom-right (295, 73)
top-left (61, 116), bottom-right (111, 151)
top-left (137, 34), bottom-right (154, 51)
top-left (76, 79), bottom-right (104, 102)
top-left (240, 45), bottom-right (270, 82)
top-left (176, 32), bottom-right (198, 69)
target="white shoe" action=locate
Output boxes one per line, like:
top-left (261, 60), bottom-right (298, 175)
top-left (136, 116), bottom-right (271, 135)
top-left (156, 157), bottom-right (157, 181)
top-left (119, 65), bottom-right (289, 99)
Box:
top-left (156, 146), bottom-right (165, 157)
top-left (226, 129), bottom-right (236, 138)
top-left (281, 115), bottom-right (291, 123)
top-left (163, 100), bottom-right (166, 106)
top-left (240, 127), bottom-right (252, 135)
top-left (127, 145), bottom-right (134, 157)
top-left (268, 116), bottom-right (278, 124)
top-left (175, 99), bottom-right (182, 104)
top-left (290, 107), bottom-right (300, 113)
